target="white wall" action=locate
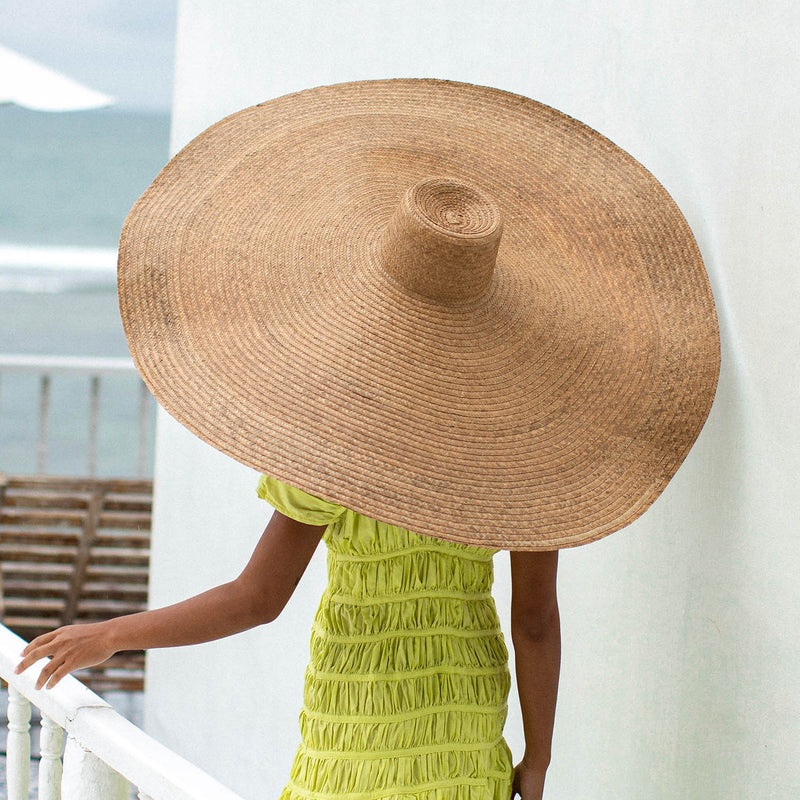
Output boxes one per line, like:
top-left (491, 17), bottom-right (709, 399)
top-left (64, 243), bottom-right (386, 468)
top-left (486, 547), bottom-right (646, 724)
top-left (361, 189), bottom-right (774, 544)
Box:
top-left (144, 2), bottom-right (800, 798)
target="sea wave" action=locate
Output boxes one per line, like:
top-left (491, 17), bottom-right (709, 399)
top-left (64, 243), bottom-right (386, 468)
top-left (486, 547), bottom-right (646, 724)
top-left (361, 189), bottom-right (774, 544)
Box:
top-left (0, 243), bottom-right (118, 270)
top-left (0, 243), bottom-right (118, 292)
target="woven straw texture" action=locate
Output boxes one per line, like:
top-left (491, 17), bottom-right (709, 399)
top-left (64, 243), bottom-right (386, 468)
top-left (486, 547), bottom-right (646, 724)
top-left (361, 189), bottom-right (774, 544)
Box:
top-left (118, 79), bottom-right (720, 550)
top-left (257, 476), bottom-right (514, 800)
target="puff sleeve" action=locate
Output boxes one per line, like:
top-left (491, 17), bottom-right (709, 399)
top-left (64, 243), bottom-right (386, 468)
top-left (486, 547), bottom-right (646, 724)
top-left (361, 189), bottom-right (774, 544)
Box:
top-left (256, 474), bottom-right (346, 527)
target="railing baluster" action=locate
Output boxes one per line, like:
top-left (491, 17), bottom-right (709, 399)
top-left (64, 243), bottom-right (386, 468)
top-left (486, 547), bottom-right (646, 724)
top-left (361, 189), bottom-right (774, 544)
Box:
top-left (0, 355), bottom-right (155, 478)
top-left (37, 372), bottom-right (51, 473)
top-left (6, 685), bottom-right (32, 800)
top-left (88, 374), bottom-right (101, 477)
top-left (137, 380), bottom-right (150, 478)
top-left (39, 713), bottom-right (64, 800)
top-left (3, 621), bottom-right (247, 799)
top-left (62, 735), bottom-right (128, 800)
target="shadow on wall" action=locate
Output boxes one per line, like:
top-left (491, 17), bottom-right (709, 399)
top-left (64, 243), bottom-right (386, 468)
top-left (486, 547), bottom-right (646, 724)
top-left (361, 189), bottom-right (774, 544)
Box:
top-left (671, 323), bottom-right (773, 796)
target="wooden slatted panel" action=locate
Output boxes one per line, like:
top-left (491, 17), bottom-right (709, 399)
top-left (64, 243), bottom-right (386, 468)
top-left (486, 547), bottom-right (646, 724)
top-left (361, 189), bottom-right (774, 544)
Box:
top-left (0, 474), bottom-right (152, 693)
top-left (3, 476), bottom-right (153, 493)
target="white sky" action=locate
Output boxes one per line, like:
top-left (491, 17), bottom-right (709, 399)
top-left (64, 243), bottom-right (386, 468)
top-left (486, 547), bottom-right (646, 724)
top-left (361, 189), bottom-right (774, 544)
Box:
top-left (2, 0), bottom-right (177, 112)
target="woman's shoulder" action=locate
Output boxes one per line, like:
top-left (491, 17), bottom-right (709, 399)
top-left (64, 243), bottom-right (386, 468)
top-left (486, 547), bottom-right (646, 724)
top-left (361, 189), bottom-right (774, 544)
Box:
top-left (256, 474), bottom-right (498, 559)
top-left (256, 474), bottom-right (346, 527)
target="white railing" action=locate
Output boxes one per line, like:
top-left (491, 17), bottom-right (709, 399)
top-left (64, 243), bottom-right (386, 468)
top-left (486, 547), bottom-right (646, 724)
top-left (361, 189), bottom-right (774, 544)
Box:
top-left (0, 625), bottom-right (246, 800)
top-left (0, 355), bottom-right (153, 477)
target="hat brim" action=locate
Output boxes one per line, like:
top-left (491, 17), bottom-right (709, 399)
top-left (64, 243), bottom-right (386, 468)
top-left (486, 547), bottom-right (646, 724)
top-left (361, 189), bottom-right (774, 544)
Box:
top-left (119, 79), bottom-right (720, 550)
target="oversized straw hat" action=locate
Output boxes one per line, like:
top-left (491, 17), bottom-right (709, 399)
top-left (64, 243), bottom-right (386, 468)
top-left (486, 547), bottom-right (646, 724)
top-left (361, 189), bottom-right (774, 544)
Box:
top-left (118, 78), bottom-right (720, 551)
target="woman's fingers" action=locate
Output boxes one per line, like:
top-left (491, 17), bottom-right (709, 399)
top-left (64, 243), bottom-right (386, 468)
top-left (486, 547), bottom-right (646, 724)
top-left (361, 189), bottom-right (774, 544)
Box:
top-left (33, 655), bottom-right (66, 691)
top-left (17, 632), bottom-right (55, 667)
top-left (43, 660), bottom-right (71, 690)
top-left (16, 643), bottom-right (53, 675)
top-left (23, 630), bottom-right (52, 648)
top-left (17, 630), bottom-right (72, 684)
top-left (16, 629), bottom-right (65, 673)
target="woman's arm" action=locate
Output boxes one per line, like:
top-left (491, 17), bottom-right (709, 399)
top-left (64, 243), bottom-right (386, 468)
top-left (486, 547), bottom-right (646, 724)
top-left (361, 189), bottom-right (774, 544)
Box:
top-left (509, 549), bottom-right (560, 800)
top-left (15, 510), bottom-right (324, 689)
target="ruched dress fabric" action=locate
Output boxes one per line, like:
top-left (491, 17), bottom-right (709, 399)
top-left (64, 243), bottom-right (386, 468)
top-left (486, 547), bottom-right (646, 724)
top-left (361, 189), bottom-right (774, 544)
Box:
top-left (257, 475), bottom-right (514, 800)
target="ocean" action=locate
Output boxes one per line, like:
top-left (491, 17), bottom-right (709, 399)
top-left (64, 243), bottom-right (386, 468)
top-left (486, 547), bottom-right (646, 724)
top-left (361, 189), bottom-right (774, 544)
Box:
top-left (0, 106), bottom-right (171, 477)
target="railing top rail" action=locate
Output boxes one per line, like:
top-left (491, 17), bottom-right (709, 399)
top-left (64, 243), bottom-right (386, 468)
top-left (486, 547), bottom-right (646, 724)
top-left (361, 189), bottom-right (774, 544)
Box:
top-left (0, 354), bottom-right (138, 375)
top-left (0, 624), bottom-right (246, 800)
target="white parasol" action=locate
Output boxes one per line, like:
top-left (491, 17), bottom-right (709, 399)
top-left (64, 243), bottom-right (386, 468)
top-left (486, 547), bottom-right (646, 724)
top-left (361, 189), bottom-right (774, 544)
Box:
top-left (0, 44), bottom-right (114, 111)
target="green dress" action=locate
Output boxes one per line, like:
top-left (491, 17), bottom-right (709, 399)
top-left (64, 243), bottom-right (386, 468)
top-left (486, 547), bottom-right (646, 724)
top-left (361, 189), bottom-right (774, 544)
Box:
top-left (257, 475), bottom-right (514, 800)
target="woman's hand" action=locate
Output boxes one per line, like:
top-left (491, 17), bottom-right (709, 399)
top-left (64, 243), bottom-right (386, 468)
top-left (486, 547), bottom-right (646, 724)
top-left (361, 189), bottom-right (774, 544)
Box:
top-left (15, 622), bottom-right (116, 690)
top-left (14, 511), bottom-right (325, 691)
top-left (512, 759), bottom-right (547, 799)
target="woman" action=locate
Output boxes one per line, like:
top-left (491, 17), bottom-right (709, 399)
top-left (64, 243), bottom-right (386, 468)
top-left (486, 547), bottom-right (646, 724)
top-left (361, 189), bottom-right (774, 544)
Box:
top-left (18, 78), bottom-right (718, 799)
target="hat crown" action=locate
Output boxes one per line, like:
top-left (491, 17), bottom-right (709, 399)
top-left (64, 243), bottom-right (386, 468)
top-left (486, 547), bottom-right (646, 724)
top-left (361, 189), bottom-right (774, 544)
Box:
top-left (377, 178), bottom-right (503, 304)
